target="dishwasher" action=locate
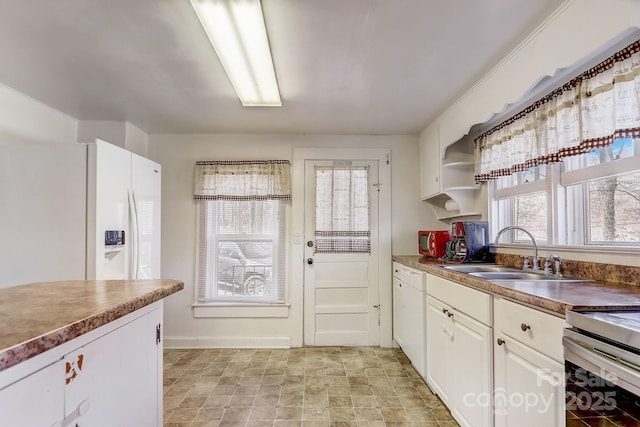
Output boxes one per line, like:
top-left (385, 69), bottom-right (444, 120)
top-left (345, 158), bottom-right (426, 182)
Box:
top-left (393, 263), bottom-right (426, 378)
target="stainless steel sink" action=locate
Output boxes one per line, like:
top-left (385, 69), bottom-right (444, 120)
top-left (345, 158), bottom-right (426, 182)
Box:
top-left (468, 271), bottom-right (591, 282)
top-left (442, 264), bottom-right (515, 273)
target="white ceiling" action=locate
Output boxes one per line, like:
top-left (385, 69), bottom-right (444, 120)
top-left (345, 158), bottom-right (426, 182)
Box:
top-left (0, 0), bottom-right (564, 135)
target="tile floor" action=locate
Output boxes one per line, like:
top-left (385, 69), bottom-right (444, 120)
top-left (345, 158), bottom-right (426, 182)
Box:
top-left (163, 347), bottom-right (460, 426)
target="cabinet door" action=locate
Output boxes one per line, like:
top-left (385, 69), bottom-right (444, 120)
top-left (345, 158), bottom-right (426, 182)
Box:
top-left (494, 332), bottom-right (565, 427)
top-left (403, 282), bottom-right (425, 378)
top-left (0, 359), bottom-right (65, 426)
top-left (392, 277), bottom-right (405, 347)
top-left (131, 153), bottom-right (161, 279)
top-left (420, 122), bottom-right (441, 199)
top-left (425, 296), bottom-right (452, 405)
top-left (450, 310), bottom-right (492, 427)
top-left (65, 308), bottom-right (162, 427)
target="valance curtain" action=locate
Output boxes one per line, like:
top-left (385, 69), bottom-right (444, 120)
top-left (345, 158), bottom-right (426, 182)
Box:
top-left (193, 160), bottom-right (291, 201)
top-left (474, 39), bottom-right (640, 183)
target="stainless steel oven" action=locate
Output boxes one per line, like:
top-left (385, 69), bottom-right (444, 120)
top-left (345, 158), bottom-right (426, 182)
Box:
top-left (563, 310), bottom-right (640, 425)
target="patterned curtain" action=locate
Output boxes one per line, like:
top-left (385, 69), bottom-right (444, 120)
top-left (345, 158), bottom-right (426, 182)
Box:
top-left (475, 39), bottom-right (640, 183)
top-left (193, 160), bottom-right (291, 201)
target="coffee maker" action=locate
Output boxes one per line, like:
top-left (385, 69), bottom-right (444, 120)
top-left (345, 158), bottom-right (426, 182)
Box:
top-left (445, 221), bottom-right (494, 263)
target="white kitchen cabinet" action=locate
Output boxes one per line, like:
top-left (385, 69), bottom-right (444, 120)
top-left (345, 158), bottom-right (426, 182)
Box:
top-left (420, 130), bottom-right (481, 219)
top-left (426, 275), bottom-right (493, 427)
top-left (392, 262), bottom-right (426, 378)
top-left (493, 297), bottom-right (565, 427)
top-left (420, 121), bottom-right (441, 199)
top-left (65, 306), bottom-right (162, 426)
top-left (425, 295), bottom-right (452, 405)
top-left (0, 301), bottom-right (164, 427)
top-left (0, 359), bottom-right (65, 426)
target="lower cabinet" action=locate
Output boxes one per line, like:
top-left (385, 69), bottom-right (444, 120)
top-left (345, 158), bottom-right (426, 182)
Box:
top-left (392, 262), bottom-right (426, 377)
top-left (426, 274), bottom-right (493, 427)
top-left (0, 359), bottom-right (65, 426)
top-left (493, 334), bottom-right (565, 427)
top-left (65, 306), bottom-right (163, 426)
top-left (493, 297), bottom-right (566, 427)
top-left (0, 302), bottom-right (163, 427)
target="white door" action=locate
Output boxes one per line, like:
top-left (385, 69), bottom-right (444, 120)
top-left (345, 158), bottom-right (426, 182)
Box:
top-left (88, 141), bottom-right (132, 280)
top-left (494, 333), bottom-right (565, 427)
top-left (131, 153), bottom-right (162, 279)
top-left (426, 295), bottom-right (452, 405)
top-left (450, 309), bottom-right (492, 427)
top-left (303, 160), bottom-right (380, 346)
top-left (64, 307), bottom-right (162, 427)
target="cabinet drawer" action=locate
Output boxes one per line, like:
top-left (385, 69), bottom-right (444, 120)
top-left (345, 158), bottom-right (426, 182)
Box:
top-left (427, 274), bottom-right (491, 325)
top-left (393, 263), bottom-right (425, 290)
top-left (494, 297), bottom-right (566, 363)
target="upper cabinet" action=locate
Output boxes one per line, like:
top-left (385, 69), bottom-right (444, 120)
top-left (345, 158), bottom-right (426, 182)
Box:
top-left (420, 126), bottom-right (481, 219)
top-left (419, 121), bottom-right (441, 199)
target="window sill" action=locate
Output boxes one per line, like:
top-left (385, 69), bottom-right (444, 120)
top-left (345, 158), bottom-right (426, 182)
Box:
top-left (192, 303), bottom-right (290, 318)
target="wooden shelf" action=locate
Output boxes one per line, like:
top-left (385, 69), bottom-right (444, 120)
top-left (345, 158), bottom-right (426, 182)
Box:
top-left (442, 161), bottom-right (474, 169)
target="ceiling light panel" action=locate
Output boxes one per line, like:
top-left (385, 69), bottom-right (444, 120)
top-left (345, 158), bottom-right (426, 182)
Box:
top-left (190, 0), bottom-right (281, 106)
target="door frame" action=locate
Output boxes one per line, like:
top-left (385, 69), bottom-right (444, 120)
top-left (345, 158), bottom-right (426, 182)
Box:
top-left (291, 148), bottom-right (392, 347)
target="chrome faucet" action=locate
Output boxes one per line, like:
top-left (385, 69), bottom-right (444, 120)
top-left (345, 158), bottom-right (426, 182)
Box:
top-left (493, 226), bottom-right (540, 270)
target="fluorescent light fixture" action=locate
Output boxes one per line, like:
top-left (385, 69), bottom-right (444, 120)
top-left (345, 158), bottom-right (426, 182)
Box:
top-left (190, 0), bottom-right (281, 106)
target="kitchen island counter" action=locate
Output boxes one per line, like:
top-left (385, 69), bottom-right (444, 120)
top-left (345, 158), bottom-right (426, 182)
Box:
top-left (393, 255), bottom-right (640, 315)
top-left (0, 279), bottom-right (183, 373)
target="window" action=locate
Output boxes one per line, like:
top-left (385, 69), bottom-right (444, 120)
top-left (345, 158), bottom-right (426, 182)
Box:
top-left (481, 38), bottom-right (640, 249)
top-left (314, 166), bottom-right (371, 253)
top-left (197, 200), bottom-right (286, 303)
top-left (563, 138), bottom-right (640, 245)
top-left (491, 138), bottom-right (640, 246)
top-left (192, 160), bottom-right (291, 306)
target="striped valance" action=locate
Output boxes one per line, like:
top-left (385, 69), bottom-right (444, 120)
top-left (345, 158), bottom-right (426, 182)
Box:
top-left (193, 160), bottom-right (291, 201)
top-left (474, 39), bottom-right (640, 183)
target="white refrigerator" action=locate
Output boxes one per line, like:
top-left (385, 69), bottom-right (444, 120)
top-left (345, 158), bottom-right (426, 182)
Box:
top-left (0, 140), bottom-right (161, 288)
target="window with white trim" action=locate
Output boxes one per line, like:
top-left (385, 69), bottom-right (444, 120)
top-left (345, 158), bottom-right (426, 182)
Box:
top-left (193, 160), bottom-right (291, 304)
top-left (482, 38), bottom-right (640, 248)
top-left (197, 199), bottom-right (286, 302)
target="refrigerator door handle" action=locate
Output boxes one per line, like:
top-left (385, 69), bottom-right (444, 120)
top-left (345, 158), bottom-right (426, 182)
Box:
top-left (128, 189), bottom-right (140, 279)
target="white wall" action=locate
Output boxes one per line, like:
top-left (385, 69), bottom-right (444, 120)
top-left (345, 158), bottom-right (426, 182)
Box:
top-left (425, 0), bottom-right (640, 244)
top-left (0, 83), bottom-right (77, 144)
top-left (148, 133), bottom-right (431, 348)
top-left (78, 120), bottom-right (149, 156)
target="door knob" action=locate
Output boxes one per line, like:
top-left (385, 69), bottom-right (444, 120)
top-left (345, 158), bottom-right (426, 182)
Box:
top-left (307, 258), bottom-right (314, 265)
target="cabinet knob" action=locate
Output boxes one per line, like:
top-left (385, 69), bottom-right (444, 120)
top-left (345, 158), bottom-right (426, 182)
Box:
top-left (497, 338), bottom-right (506, 346)
top-left (447, 311), bottom-right (454, 318)
top-left (520, 323), bottom-right (531, 332)
top-left (442, 308), bottom-right (448, 314)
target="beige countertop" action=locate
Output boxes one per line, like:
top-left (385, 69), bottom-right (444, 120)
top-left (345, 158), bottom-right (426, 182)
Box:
top-left (0, 279), bottom-right (184, 372)
top-left (393, 255), bottom-right (640, 315)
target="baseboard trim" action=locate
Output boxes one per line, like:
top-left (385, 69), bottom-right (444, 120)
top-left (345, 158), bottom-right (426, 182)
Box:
top-left (164, 335), bottom-right (292, 349)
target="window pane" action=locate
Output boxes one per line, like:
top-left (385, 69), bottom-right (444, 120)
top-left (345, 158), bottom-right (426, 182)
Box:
top-left (497, 165), bottom-right (546, 189)
top-left (564, 138), bottom-right (637, 171)
top-left (315, 166), bottom-right (370, 253)
top-left (215, 200), bottom-right (273, 235)
top-left (216, 241), bottom-right (272, 297)
top-left (197, 200), bottom-right (285, 303)
top-left (587, 171), bottom-right (640, 244)
top-left (513, 192), bottom-right (547, 243)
